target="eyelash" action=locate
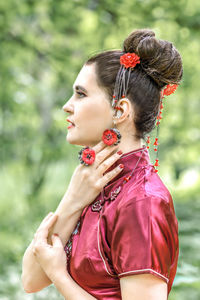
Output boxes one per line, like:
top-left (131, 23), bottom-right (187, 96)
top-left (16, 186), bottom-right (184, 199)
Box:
top-left (76, 91), bottom-right (86, 98)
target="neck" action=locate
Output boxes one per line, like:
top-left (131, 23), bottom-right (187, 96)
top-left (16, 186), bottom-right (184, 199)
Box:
top-left (118, 135), bottom-right (143, 154)
top-left (85, 122), bottom-right (143, 151)
top-left (113, 119), bottom-right (143, 154)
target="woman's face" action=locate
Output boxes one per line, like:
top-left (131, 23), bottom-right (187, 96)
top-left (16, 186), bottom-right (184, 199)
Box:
top-left (63, 63), bottom-right (114, 147)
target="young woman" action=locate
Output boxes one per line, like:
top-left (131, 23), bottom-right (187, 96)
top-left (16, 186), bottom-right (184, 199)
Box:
top-left (22, 29), bottom-right (183, 300)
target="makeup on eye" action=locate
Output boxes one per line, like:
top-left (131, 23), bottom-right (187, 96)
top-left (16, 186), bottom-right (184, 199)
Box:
top-left (76, 91), bottom-right (86, 98)
top-left (73, 84), bottom-right (88, 98)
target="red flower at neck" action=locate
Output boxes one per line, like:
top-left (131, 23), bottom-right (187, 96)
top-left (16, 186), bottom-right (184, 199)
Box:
top-left (102, 128), bottom-right (121, 146)
top-left (78, 147), bottom-right (95, 165)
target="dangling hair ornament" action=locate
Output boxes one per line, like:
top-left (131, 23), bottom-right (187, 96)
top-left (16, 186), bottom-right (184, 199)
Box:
top-left (100, 52), bottom-right (140, 148)
top-left (112, 52), bottom-right (140, 108)
top-left (152, 83), bottom-right (178, 173)
top-left (161, 84), bottom-right (178, 98)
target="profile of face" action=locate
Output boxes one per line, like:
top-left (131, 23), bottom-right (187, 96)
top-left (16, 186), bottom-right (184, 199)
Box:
top-left (62, 64), bottom-right (115, 147)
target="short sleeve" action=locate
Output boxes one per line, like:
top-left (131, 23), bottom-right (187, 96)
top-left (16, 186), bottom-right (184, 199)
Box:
top-left (111, 195), bottom-right (178, 284)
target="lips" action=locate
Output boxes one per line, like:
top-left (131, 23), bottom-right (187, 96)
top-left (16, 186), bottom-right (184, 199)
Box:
top-left (66, 118), bottom-right (75, 129)
top-left (66, 118), bottom-right (75, 126)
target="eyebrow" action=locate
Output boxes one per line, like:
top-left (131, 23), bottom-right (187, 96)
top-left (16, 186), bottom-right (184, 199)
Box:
top-left (73, 85), bottom-right (88, 94)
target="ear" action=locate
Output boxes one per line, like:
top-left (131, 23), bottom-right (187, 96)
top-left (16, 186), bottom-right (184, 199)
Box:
top-left (113, 98), bottom-right (133, 123)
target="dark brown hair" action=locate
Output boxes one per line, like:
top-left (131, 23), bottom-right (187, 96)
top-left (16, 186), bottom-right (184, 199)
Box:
top-left (86, 29), bottom-right (183, 139)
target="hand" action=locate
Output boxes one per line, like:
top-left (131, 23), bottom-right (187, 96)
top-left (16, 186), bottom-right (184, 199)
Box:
top-left (65, 141), bottom-right (124, 210)
top-left (32, 212), bottom-right (68, 281)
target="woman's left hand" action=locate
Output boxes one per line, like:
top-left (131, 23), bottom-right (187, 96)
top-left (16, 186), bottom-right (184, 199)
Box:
top-left (32, 213), bottom-right (68, 281)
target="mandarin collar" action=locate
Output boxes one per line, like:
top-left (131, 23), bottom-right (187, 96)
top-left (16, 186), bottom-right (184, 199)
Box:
top-left (103, 145), bottom-right (150, 201)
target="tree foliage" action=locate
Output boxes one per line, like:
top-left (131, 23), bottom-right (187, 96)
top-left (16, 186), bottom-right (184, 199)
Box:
top-left (0, 0), bottom-right (199, 298)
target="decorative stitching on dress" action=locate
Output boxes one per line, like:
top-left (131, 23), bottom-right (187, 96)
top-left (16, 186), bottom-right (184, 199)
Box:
top-left (97, 214), bottom-right (118, 278)
top-left (118, 268), bottom-right (169, 283)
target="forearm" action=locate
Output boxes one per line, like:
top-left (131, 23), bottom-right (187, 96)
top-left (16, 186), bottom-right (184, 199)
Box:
top-left (22, 240), bottom-right (52, 292)
top-left (22, 192), bottom-right (84, 293)
top-left (48, 190), bottom-right (84, 245)
top-left (52, 271), bottom-right (97, 300)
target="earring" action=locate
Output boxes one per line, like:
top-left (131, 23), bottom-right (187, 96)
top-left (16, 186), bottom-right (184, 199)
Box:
top-left (114, 106), bottom-right (122, 119)
top-left (102, 128), bottom-right (121, 146)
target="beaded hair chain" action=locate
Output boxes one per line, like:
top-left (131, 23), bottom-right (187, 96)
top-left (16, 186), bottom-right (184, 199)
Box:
top-left (146, 84), bottom-right (178, 172)
top-left (112, 52), bottom-right (179, 173)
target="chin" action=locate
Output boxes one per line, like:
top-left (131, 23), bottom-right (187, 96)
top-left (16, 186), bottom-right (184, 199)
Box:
top-left (66, 128), bottom-right (102, 146)
top-left (66, 136), bottom-right (100, 148)
top-left (66, 135), bottom-right (87, 147)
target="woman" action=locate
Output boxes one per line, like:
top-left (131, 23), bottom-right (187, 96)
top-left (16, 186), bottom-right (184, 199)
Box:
top-left (22, 29), bottom-right (183, 299)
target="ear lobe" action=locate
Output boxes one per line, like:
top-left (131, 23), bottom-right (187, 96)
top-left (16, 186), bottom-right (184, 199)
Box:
top-left (116, 109), bottom-right (123, 118)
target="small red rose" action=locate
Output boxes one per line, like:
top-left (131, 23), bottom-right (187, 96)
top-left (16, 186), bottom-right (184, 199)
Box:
top-left (120, 53), bottom-right (140, 69)
top-left (162, 84), bottom-right (178, 97)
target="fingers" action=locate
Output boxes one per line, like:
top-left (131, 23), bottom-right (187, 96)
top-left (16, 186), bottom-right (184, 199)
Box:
top-left (43, 213), bottom-right (58, 231)
top-left (32, 241), bottom-right (50, 256)
top-left (94, 144), bottom-right (120, 168)
top-left (32, 246), bottom-right (37, 256)
top-left (96, 148), bottom-right (123, 174)
top-left (92, 140), bottom-right (107, 154)
top-left (35, 214), bottom-right (58, 242)
top-left (39, 213), bottom-right (58, 231)
top-left (92, 139), bottom-right (120, 156)
top-left (39, 212), bottom-right (54, 228)
top-left (97, 163), bottom-right (124, 188)
top-left (52, 234), bottom-right (63, 247)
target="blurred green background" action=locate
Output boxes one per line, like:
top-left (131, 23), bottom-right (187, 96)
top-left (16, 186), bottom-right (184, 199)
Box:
top-left (0, 0), bottom-right (200, 299)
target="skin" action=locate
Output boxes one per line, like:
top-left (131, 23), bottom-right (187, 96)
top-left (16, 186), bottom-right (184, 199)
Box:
top-left (63, 63), bottom-right (142, 151)
top-left (22, 63), bottom-right (167, 299)
top-left (22, 140), bottom-right (124, 294)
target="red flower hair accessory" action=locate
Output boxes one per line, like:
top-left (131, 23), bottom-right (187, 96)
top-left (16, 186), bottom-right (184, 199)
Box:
top-left (102, 128), bottom-right (121, 146)
top-left (120, 52), bottom-right (140, 69)
top-left (78, 146), bottom-right (95, 166)
top-left (162, 84), bottom-right (178, 98)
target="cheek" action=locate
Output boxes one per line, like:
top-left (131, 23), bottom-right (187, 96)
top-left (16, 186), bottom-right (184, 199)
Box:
top-left (77, 100), bottom-right (112, 126)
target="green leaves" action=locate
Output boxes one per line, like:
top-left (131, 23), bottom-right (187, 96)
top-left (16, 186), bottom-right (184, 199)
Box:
top-left (0, 0), bottom-right (199, 299)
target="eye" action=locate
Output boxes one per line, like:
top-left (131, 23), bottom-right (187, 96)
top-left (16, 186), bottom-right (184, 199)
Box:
top-left (76, 91), bottom-right (86, 98)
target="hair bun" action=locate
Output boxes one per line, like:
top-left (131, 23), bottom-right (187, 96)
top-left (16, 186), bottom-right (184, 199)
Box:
top-left (123, 29), bottom-right (155, 53)
top-left (123, 29), bottom-right (183, 88)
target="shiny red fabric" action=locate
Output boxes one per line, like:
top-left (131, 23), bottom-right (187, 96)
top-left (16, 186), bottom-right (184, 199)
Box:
top-left (66, 146), bottom-right (179, 299)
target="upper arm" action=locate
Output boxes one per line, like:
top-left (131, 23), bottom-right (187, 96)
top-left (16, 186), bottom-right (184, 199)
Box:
top-left (120, 274), bottom-right (168, 300)
top-left (111, 195), bottom-right (178, 294)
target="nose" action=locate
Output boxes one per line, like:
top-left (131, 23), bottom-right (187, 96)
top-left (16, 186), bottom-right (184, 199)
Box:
top-left (62, 97), bottom-right (73, 113)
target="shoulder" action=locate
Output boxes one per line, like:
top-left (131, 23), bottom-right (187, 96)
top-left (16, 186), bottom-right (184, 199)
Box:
top-left (113, 165), bottom-right (179, 238)
top-left (117, 165), bottom-right (172, 213)
top-left (109, 166), bottom-right (178, 292)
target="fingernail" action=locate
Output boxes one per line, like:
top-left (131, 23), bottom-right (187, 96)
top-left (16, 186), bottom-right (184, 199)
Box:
top-left (117, 150), bottom-right (123, 155)
top-left (119, 164), bottom-right (124, 169)
top-left (53, 233), bottom-right (59, 236)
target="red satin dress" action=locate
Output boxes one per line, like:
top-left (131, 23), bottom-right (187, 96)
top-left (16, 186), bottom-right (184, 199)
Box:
top-left (64, 145), bottom-right (179, 299)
